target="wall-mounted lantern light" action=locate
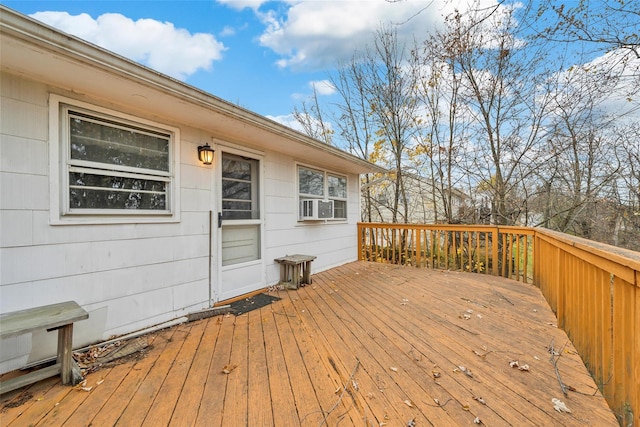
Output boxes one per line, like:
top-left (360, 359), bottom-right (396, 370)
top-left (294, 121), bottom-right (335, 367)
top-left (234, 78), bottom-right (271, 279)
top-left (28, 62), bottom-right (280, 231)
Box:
top-left (197, 143), bottom-right (215, 165)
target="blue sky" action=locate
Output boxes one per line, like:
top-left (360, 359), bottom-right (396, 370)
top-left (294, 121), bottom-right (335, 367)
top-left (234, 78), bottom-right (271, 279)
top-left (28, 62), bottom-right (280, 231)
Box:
top-left (2, 0), bottom-right (460, 125)
top-left (3, 0), bottom-right (637, 133)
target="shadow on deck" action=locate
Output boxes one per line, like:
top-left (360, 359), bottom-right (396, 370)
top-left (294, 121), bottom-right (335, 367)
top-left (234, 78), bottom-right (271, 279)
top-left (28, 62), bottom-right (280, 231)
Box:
top-left (1, 261), bottom-right (618, 426)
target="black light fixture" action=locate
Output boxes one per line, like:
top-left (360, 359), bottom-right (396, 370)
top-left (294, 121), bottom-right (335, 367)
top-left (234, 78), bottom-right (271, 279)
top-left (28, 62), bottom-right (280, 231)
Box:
top-left (197, 143), bottom-right (215, 165)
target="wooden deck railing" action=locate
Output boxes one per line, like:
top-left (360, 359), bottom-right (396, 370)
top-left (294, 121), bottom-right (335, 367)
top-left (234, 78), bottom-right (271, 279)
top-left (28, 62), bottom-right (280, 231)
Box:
top-left (357, 223), bottom-right (535, 282)
top-left (358, 222), bottom-right (639, 425)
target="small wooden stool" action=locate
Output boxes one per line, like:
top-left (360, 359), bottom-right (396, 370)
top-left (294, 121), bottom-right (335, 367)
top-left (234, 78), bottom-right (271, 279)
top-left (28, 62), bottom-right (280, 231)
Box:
top-left (274, 255), bottom-right (316, 289)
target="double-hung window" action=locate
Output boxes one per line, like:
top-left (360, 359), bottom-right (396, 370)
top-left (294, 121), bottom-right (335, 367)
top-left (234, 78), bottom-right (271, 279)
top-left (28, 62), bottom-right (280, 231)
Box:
top-left (55, 99), bottom-right (177, 220)
top-left (298, 166), bottom-right (347, 220)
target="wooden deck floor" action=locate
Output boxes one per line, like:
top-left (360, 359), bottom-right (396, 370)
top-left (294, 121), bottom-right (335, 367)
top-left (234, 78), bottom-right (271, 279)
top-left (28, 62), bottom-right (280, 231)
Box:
top-left (1, 261), bottom-right (618, 426)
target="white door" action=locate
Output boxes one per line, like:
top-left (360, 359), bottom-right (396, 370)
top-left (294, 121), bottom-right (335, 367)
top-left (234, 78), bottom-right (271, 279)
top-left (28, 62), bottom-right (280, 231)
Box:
top-left (216, 150), bottom-right (265, 301)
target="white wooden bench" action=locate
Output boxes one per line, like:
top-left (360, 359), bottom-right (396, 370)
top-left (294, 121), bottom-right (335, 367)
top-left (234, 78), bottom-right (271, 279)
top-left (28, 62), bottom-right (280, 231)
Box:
top-left (274, 254), bottom-right (316, 289)
top-left (0, 301), bottom-right (89, 394)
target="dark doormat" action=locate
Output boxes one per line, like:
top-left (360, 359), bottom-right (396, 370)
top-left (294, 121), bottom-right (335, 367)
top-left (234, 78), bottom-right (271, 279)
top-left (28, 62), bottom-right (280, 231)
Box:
top-left (230, 293), bottom-right (281, 315)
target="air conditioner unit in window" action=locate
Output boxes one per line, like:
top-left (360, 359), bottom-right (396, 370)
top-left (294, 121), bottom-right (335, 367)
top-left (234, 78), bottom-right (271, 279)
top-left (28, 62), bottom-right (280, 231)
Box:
top-left (299, 199), bottom-right (334, 220)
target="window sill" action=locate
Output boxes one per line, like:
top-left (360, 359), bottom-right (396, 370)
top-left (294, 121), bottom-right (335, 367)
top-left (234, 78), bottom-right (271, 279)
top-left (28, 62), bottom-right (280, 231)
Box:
top-left (50, 214), bottom-right (179, 226)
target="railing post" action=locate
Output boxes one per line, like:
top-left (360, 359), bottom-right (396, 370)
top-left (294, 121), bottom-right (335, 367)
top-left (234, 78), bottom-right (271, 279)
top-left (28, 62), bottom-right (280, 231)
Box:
top-left (492, 228), bottom-right (499, 276)
top-left (415, 227), bottom-right (422, 267)
top-left (357, 223), bottom-right (363, 261)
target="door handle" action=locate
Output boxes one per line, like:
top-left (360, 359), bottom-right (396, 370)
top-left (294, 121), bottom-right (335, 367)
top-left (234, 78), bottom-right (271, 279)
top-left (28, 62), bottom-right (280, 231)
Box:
top-left (218, 212), bottom-right (223, 228)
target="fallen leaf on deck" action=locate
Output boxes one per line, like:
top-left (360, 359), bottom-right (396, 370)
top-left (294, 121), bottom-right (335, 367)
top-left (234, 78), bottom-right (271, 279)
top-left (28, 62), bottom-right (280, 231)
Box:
top-left (472, 350), bottom-right (486, 358)
top-left (510, 360), bottom-right (530, 371)
top-left (458, 366), bottom-right (473, 377)
top-left (473, 396), bottom-right (486, 405)
top-left (462, 403), bottom-right (470, 411)
top-left (74, 380), bottom-right (89, 391)
top-left (474, 416), bottom-right (482, 424)
top-left (222, 364), bottom-right (237, 374)
top-left (352, 379), bottom-right (359, 391)
top-left (431, 370), bottom-right (441, 378)
top-left (407, 418), bottom-right (416, 427)
top-left (552, 398), bottom-right (571, 413)
top-left (335, 387), bottom-right (341, 394)
top-left (404, 399), bottom-right (414, 407)
top-left (390, 366), bottom-right (398, 372)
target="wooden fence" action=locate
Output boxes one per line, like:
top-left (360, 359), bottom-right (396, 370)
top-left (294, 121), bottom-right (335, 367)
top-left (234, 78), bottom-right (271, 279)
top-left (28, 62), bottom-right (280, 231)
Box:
top-left (358, 222), bottom-right (639, 425)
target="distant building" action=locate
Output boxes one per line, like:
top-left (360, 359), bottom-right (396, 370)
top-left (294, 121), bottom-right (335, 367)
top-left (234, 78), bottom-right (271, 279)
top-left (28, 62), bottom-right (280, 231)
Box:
top-left (362, 172), bottom-right (470, 224)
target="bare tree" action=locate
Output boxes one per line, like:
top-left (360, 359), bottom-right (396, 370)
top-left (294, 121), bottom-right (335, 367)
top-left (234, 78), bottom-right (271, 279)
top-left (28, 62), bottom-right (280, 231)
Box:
top-left (612, 123), bottom-right (640, 250)
top-left (441, 4), bottom-right (554, 225)
top-left (413, 28), bottom-right (472, 223)
top-left (361, 26), bottom-right (421, 223)
top-left (290, 0), bottom-right (640, 250)
top-left (292, 84), bottom-right (334, 145)
top-left (538, 0), bottom-right (640, 59)
top-left (329, 56), bottom-right (379, 222)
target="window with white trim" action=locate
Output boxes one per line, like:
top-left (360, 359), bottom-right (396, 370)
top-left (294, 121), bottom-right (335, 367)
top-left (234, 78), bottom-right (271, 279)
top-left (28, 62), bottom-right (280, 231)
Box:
top-left (60, 104), bottom-right (175, 216)
top-left (298, 166), bottom-right (347, 220)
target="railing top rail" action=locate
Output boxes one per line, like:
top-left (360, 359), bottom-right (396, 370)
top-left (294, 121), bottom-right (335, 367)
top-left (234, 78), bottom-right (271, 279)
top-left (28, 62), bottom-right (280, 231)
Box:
top-left (535, 227), bottom-right (640, 278)
top-left (358, 222), bottom-right (640, 283)
top-left (357, 222), bottom-right (535, 235)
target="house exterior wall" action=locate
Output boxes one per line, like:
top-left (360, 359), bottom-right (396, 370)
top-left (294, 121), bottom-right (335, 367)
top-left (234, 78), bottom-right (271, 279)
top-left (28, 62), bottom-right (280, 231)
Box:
top-left (0, 71), bottom-right (360, 373)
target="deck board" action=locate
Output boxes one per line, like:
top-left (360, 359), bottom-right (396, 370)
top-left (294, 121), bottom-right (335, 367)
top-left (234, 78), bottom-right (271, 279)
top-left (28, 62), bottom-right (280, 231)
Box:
top-left (246, 308), bottom-right (273, 426)
top-left (0, 261), bottom-right (619, 426)
top-left (195, 314), bottom-right (233, 427)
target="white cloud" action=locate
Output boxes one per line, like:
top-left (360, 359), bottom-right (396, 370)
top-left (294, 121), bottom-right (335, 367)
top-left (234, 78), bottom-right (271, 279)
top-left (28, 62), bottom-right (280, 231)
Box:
top-left (216, 0), bottom-right (268, 11)
top-left (552, 48), bottom-right (640, 122)
top-left (309, 80), bottom-right (335, 96)
top-left (30, 11), bottom-right (226, 80)
top-left (220, 25), bottom-right (237, 37)
top-left (252, 0), bottom-right (505, 70)
top-left (266, 113), bottom-right (306, 132)
top-left (256, 1), bottom-right (434, 69)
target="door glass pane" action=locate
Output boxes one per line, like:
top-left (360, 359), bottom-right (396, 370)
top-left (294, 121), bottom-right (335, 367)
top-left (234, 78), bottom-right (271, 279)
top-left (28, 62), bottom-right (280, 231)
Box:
top-left (222, 153), bottom-right (259, 220)
top-left (222, 224), bottom-right (260, 266)
top-left (222, 157), bottom-right (252, 180)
